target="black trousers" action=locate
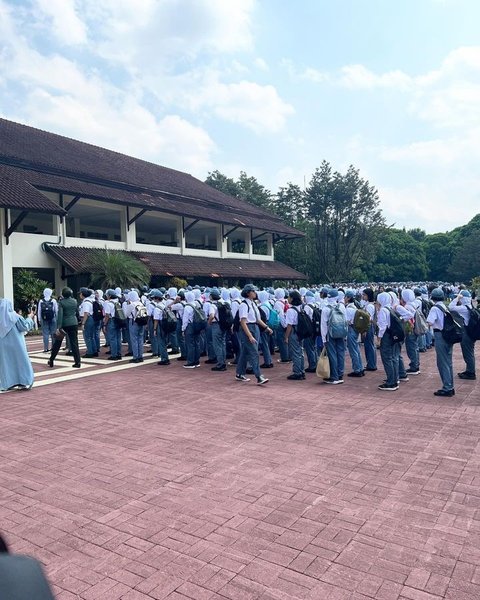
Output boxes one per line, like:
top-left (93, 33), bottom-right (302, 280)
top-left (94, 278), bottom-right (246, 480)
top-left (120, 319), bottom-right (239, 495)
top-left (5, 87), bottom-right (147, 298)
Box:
top-left (50, 325), bottom-right (81, 366)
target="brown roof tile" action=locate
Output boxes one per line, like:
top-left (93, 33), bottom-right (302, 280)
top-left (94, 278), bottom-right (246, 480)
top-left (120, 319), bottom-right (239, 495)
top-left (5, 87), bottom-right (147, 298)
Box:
top-left (45, 245), bottom-right (306, 280)
top-left (0, 119), bottom-right (301, 237)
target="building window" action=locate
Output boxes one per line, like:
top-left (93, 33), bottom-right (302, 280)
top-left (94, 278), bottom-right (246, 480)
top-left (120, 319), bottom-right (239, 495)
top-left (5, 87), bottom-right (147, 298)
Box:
top-left (185, 220), bottom-right (219, 251)
top-left (66, 198), bottom-right (123, 242)
top-left (10, 210), bottom-right (56, 236)
top-left (227, 228), bottom-right (249, 254)
top-left (252, 232), bottom-right (270, 255)
top-left (135, 212), bottom-right (179, 247)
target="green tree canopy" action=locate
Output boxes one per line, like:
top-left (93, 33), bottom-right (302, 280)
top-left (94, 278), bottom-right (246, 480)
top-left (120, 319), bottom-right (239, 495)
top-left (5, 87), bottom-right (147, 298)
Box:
top-left (448, 231), bottom-right (480, 282)
top-left (86, 249), bottom-right (151, 289)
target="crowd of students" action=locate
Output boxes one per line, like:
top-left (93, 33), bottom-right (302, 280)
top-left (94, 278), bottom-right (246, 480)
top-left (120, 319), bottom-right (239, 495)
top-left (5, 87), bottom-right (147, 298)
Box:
top-left (35, 281), bottom-right (479, 395)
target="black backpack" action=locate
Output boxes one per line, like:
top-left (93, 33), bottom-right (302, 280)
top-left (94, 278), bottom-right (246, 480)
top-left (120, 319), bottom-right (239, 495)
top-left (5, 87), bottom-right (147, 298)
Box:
top-left (91, 300), bottom-right (104, 323)
top-left (217, 302), bottom-right (234, 332)
top-left (387, 309), bottom-right (405, 343)
top-left (161, 306), bottom-right (177, 333)
top-left (113, 302), bottom-right (127, 328)
top-left (465, 306), bottom-right (480, 341)
top-left (190, 302), bottom-right (207, 334)
top-left (437, 306), bottom-right (464, 344)
top-left (295, 306), bottom-right (314, 340)
top-left (233, 300), bottom-right (247, 333)
top-left (41, 299), bottom-right (54, 322)
top-left (311, 306), bottom-right (322, 338)
top-left (421, 298), bottom-right (432, 318)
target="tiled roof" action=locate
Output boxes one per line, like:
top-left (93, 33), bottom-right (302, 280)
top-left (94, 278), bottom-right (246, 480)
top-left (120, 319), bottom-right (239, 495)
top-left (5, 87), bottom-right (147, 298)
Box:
top-left (45, 245), bottom-right (307, 280)
top-left (0, 119), bottom-right (302, 238)
top-left (0, 164), bottom-right (66, 215)
top-left (7, 165), bottom-right (298, 236)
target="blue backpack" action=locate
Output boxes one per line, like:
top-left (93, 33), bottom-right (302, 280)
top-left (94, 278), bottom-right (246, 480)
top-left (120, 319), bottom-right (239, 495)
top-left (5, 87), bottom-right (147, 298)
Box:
top-left (327, 305), bottom-right (348, 339)
top-left (261, 303), bottom-right (280, 328)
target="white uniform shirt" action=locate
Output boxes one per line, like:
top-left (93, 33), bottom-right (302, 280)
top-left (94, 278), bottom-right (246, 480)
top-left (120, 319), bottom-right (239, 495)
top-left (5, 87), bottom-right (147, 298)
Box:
top-left (285, 306), bottom-right (299, 326)
top-left (182, 304), bottom-right (194, 331)
top-left (153, 301), bottom-right (166, 322)
top-left (345, 303), bottom-right (357, 325)
top-left (377, 307), bottom-right (391, 338)
top-left (79, 298), bottom-right (93, 317)
top-left (449, 299), bottom-right (470, 325)
top-left (427, 303), bottom-right (446, 330)
top-left (104, 299), bottom-right (118, 319)
top-left (238, 299), bottom-right (260, 323)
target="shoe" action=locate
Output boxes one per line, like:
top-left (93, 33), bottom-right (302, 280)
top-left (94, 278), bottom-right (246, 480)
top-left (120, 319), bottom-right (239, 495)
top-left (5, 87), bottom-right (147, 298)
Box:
top-left (365, 367), bottom-right (378, 372)
top-left (129, 358), bottom-right (138, 364)
top-left (419, 349), bottom-right (427, 353)
top-left (176, 356), bottom-right (187, 361)
top-left (93, 352), bottom-right (99, 357)
top-left (235, 374), bottom-right (251, 382)
top-left (228, 361), bottom-right (238, 366)
top-left (246, 367), bottom-right (254, 374)
top-left (170, 348), bottom-right (180, 354)
top-left (72, 363), bottom-right (81, 368)
top-left (458, 372), bottom-right (476, 380)
top-left (406, 369), bottom-right (420, 375)
top-left (347, 372), bottom-right (363, 378)
top-left (378, 383), bottom-right (399, 391)
top-left (112, 356), bottom-right (122, 361)
top-left (65, 351), bottom-right (73, 356)
top-left (323, 378), bottom-right (343, 385)
top-left (105, 351), bottom-right (111, 355)
top-left (47, 358), bottom-right (54, 368)
top-left (107, 356), bottom-right (117, 361)
top-left (287, 374), bottom-right (304, 380)
top-left (277, 359), bottom-right (292, 363)
top-left (82, 354), bottom-right (96, 358)
top-left (305, 367), bottom-right (317, 373)
top-left (257, 376), bottom-right (269, 385)
top-left (137, 358), bottom-right (144, 363)
top-left (399, 376), bottom-right (409, 382)
top-left (125, 352), bottom-right (133, 357)
top-left (43, 349), bottom-right (49, 353)
top-left (157, 360), bottom-right (171, 366)
top-left (183, 364), bottom-right (197, 369)
top-left (195, 363), bottom-right (201, 368)
top-left (211, 365), bottom-right (227, 371)
top-left (434, 389), bottom-right (455, 397)
top-left (205, 358), bottom-right (217, 364)
top-left (260, 363), bottom-right (274, 368)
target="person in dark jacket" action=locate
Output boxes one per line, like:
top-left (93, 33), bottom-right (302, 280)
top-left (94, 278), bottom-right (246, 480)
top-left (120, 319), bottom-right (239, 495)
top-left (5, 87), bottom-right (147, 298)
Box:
top-left (48, 288), bottom-right (81, 368)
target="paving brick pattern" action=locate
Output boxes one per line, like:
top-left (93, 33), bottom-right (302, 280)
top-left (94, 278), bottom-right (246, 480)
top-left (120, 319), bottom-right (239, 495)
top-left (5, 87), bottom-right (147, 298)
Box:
top-left (1, 344), bottom-right (479, 599)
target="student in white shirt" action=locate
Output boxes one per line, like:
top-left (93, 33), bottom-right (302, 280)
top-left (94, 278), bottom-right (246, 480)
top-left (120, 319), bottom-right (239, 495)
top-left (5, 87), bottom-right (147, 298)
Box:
top-left (427, 288), bottom-right (455, 396)
top-left (362, 288), bottom-right (377, 371)
top-left (449, 290), bottom-right (476, 380)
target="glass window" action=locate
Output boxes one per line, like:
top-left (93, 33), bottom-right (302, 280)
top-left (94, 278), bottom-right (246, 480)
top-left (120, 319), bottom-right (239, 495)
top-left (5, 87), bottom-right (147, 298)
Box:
top-left (185, 220), bottom-right (219, 251)
top-left (227, 228), bottom-right (249, 254)
top-left (10, 210), bottom-right (56, 236)
top-left (66, 199), bottom-right (123, 241)
top-left (135, 212), bottom-right (179, 247)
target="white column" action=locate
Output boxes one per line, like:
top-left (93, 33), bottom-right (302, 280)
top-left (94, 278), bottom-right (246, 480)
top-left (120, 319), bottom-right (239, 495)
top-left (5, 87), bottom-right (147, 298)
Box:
top-left (124, 207), bottom-right (136, 250)
top-left (0, 209), bottom-right (14, 301)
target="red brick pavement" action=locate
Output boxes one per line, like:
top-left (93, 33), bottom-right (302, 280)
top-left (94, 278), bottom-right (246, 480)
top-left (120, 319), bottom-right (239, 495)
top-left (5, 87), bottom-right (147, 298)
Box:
top-left (1, 344), bottom-right (480, 599)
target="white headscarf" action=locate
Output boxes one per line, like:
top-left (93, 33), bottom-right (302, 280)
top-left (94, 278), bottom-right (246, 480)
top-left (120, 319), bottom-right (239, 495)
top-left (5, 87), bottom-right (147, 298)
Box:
top-left (221, 289), bottom-right (230, 302)
top-left (128, 290), bottom-right (140, 303)
top-left (377, 292), bottom-right (392, 308)
top-left (230, 288), bottom-right (240, 300)
top-left (258, 291), bottom-right (269, 303)
top-left (167, 287), bottom-right (177, 299)
top-left (43, 288), bottom-right (53, 300)
top-left (96, 289), bottom-right (104, 300)
top-left (401, 289), bottom-right (415, 303)
top-left (0, 298), bottom-right (19, 339)
top-left (274, 288), bottom-right (285, 300)
top-left (185, 291), bottom-right (195, 303)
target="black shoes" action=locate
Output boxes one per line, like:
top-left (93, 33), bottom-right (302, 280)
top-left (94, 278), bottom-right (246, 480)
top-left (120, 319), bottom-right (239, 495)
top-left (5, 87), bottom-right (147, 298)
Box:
top-left (347, 371), bottom-right (364, 378)
top-left (287, 373), bottom-right (305, 380)
top-left (72, 363), bottom-right (81, 368)
top-left (211, 365), bottom-right (227, 371)
top-left (458, 372), bottom-right (476, 380)
top-left (365, 367), bottom-right (378, 371)
top-left (157, 360), bottom-right (171, 366)
top-left (205, 359), bottom-right (217, 364)
top-left (305, 367), bottom-right (316, 373)
top-left (406, 368), bottom-right (420, 375)
top-left (47, 358), bottom-right (54, 368)
top-left (260, 363), bottom-right (274, 368)
top-left (378, 383), bottom-right (399, 391)
top-left (434, 389), bottom-right (455, 397)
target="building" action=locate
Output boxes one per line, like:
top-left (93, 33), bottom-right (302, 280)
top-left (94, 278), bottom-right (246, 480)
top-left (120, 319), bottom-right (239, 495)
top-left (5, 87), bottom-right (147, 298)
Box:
top-left (0, 118), bottom-right (305, 300)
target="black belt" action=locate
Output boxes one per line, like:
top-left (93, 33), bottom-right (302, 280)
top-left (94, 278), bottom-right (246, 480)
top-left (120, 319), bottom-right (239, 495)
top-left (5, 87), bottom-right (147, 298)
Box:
top-left (433, 328), bottom-right (441, 332)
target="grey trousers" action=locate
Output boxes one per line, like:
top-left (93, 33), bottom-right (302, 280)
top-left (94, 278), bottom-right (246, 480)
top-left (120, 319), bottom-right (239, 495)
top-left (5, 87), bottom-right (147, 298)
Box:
top-left (461, 330), bottom-right (476, 374)
top-left (433, 331), bottom-right (454, 391)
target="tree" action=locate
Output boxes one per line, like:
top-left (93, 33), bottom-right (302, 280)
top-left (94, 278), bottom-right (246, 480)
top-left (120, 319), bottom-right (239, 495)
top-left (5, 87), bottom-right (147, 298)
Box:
top-left (366, 228), bottom-right (428, 281)
top-left (86, 249), bottom-right (151, 289)
top-left (407, 228), bottom-right (426, 242)
top-left (448, 231), bottom-right (480, 282)
top-left (305, 161), bottom-right (385, 281)
top-left (13, 269), bottom-right (49, 312)
top-left (205, 170), bottom-right (272, 210)
top-left (271, 183), bottom-right (306, 227)
top-left (422, 233), bottom-right (453, 281)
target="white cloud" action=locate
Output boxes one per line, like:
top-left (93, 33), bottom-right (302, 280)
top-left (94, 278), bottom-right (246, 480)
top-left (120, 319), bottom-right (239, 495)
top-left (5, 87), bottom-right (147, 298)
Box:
top-left (34, 0), bottom-right (87, 45)
top-left (339, 64), bottom-right (413, 91)
top-left (280, 58), bottom-right (329, 83)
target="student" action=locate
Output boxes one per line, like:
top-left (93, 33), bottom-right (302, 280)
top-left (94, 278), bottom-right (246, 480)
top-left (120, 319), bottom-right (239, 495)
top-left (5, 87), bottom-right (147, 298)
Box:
top-left (229, 288), bottom-right (243, 365)
top-left (165, 287), bottom-right (180, 355)
top-left (273, 288), bottom-right (290, 363)
top-left (303, 291), bottom-right (318, 372)
top-left (171, 290), bottom-right (187, 361)
top-left (427, 288), bottom-right (455, 396)
top-left (79, 288), bottom-right (97, 358)
top-left (48, 287), bottom-right (81, 368)
top-left (235, 284), bottom-right (271, 385)
top-left (284, 290), bottom-right (306, 380)
top-left (362, 288), bottom-right (377, 371)
top-left (152, 290), bottom-right (171, 366)
top-left (401, 288), bottom-right (421, 375)
top-left (344, 290), bottom-right (364, 377)
top-left (124, 290), bottom-right (146, 363)
top-left (37, 288), bottom-right (58, 353)
top-left (257, 291), bottom-right (274, 369)
top-left (449, 290), bottom-right (476, 380)
top-left (376, 292), bottom-right (400, 391)
top-left (182, 290), bottom-right (201, 368)
top-left (208, 289), bottom-right (227, 371)
top-left (320, 289), bottom-right (347, 384)
top-left (389, 291), bottom-right (411, 383)
top-left (103, 289), bottom-right (122, 361)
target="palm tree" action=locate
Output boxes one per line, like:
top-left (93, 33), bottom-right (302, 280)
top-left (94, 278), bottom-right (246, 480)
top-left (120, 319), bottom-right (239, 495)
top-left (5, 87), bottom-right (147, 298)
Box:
top-left (86, 249), bottom-right (151, 289)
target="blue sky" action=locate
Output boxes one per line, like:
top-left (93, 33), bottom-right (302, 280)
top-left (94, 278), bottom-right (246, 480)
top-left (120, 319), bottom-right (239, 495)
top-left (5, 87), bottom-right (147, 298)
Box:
top-left (1, 0), bottom-right (480, 232)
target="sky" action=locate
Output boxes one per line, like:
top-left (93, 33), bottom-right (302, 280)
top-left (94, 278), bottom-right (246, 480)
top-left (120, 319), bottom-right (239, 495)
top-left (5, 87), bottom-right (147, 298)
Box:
top-left (1, 0), bottom-right (480, 233)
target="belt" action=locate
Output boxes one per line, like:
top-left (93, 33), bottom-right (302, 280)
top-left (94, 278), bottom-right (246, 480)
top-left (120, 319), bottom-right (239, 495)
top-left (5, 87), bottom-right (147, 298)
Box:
top-left (433, 328), bottom-right (441, 332)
